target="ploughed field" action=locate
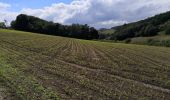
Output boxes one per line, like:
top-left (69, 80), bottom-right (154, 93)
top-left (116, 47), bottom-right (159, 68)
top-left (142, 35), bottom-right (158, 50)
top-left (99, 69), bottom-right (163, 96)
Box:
top-left (0, 29), bottom-right (170, 100)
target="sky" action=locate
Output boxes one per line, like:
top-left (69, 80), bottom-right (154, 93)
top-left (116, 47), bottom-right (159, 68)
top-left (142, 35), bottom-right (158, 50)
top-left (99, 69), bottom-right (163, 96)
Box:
top-left (0, 0), bottom-right (170, 29)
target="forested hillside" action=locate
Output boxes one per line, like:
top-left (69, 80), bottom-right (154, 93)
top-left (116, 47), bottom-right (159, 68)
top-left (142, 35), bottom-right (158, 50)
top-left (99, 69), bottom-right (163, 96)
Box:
top-left (111, 11), bottom-right (170, 40)
top-left (11, 14), bottom-right (99, 40)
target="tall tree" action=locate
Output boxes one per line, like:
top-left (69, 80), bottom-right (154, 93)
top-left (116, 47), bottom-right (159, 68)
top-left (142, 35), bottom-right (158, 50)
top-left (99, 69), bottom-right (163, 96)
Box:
top-left (11, 14), bottom-right (99, 40)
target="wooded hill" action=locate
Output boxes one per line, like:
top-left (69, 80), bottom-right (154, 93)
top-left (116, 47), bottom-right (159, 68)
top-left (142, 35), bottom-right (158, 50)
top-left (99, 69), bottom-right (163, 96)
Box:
top-left (11, 14), bottom-right (99, 40)
top-left (111, 11), bottom-right (170, 40)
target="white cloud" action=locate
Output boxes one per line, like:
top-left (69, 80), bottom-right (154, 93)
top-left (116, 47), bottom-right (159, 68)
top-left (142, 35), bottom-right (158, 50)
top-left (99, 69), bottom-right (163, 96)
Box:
top-left (91, 20), bottom-right (128, 29)
top-left (20, 1), bottom-right (90, 24)
top-left (1, 0), bottom-right (170, 28)
top-left (0, 2), bottom-right (18, 25)
top-left (0, 2), bottom-right (10, 10)
top-left (0, 11), bottom-right (18, 22)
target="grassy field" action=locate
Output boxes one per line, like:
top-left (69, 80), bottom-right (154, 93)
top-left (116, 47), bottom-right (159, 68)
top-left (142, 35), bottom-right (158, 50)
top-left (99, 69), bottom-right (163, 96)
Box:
top-left (0, 29), bottom-right (170, 99)
top-left (130, 35), bottom-right (170, 47)
top-left (99, 29), bottom-right (115, 34)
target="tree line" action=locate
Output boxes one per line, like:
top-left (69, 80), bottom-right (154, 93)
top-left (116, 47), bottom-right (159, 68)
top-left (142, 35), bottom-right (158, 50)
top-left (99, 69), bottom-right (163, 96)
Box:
top-left (11, 14), bottom-right (99, 40)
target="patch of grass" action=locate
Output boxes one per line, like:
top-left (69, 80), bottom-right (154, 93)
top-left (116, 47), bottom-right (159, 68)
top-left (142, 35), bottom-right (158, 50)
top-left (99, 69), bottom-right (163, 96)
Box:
top-left (99, 29), bottom-right (115, 34)
top-left (0, 52), bottom-right (59, 100)
top-left (147, 39), bottom-right (170, 47)
top-left (130, 35), bottom-right (170, 47)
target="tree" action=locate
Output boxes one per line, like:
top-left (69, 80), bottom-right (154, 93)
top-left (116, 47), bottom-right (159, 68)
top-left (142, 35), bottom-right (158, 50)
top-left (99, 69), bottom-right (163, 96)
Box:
top-left (89, 27), bottom-right (99, 39)
top-left (143, 25), bottom-right (158, 36)
top-left (14, 14), bottom-right (29, 31)
top-left (0, 22), bottom-right (6, 28)
top-left (4, 20), bottom-right (7, 27)
top-left (11, 21), bottom-right (16, 29)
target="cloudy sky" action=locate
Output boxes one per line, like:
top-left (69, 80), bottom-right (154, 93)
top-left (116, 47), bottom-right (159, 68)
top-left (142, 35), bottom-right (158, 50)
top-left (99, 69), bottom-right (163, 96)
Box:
top-left (0, 0), bottom-right (170, 29)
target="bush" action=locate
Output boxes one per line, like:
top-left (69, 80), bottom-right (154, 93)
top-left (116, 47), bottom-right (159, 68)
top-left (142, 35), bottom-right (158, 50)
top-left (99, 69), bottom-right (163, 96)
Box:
top-left (147, 39), bottom-right (170, 47)
top-left (125, 38), bottom-right (131, 43)
top-left (165, 26), bottom-right (170, 35)
top-left (147, 39), bottom-right (155, 45)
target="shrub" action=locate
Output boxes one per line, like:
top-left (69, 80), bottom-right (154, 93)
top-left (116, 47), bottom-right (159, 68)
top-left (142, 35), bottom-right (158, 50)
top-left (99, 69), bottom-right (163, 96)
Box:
top-left (165, 26), bottom-right (170, 35)
top-left (125, 38), bottom-right (131, 43)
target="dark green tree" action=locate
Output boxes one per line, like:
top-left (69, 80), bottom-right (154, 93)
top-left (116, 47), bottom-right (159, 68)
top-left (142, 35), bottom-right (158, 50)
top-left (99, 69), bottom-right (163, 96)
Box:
top-left (0, 22), bottom-right (6, 28)
top-left (165, 26), bottom-right (170, 35)
top-left (11, 14), bottom-right (99, 40)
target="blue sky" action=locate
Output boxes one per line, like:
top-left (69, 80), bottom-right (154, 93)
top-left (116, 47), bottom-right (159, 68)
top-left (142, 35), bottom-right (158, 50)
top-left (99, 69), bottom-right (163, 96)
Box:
top-left (0, 0), bottom-right (73, 11)
top-left (0, 0), bottom-right (170, 28)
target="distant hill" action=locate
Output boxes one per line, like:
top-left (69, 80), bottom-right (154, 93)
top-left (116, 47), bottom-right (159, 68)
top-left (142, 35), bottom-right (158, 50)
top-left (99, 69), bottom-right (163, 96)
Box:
top-left (110, 11), bottom-right (170, 40)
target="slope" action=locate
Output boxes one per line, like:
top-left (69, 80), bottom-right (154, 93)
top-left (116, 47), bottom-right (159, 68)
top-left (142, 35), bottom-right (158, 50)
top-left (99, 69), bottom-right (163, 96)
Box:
top-left (0, 29), bottom-right (170, 99)
top-left (111, 11), bottom-right (170, 41)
